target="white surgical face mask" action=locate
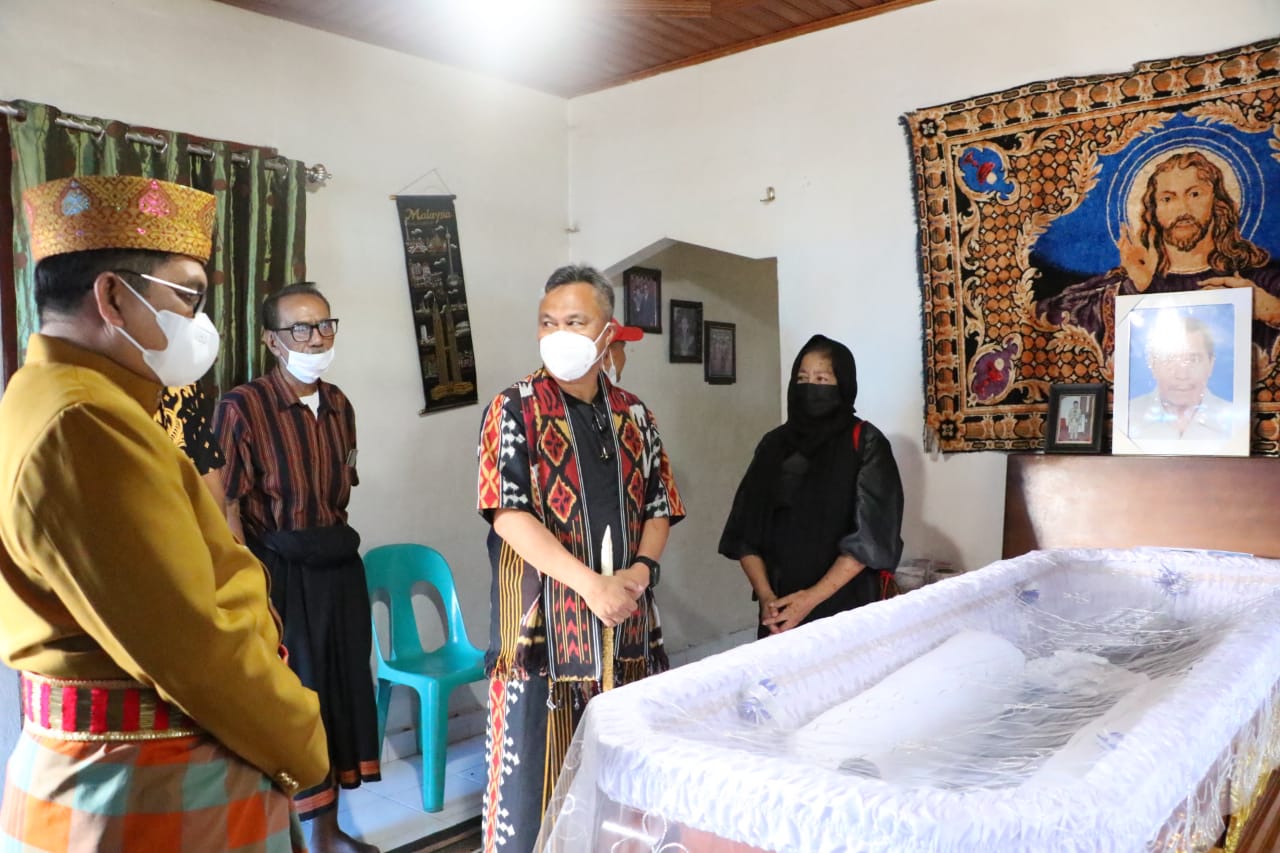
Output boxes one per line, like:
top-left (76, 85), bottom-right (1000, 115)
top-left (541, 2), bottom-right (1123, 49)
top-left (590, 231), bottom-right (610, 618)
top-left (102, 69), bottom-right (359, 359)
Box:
top-left (279, 340), bottom-right (335, 384)
top-left (603, 359), bottom-right (620, 385)
top-left (116, 281), bottom-right (220, 387)
top-left (540, 325), bottom-right (608, 382)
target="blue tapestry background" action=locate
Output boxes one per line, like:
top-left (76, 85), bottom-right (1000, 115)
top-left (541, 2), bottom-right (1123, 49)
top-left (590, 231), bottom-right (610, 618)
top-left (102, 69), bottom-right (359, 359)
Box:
top-left (904, 37), bottom-right (1280, 453)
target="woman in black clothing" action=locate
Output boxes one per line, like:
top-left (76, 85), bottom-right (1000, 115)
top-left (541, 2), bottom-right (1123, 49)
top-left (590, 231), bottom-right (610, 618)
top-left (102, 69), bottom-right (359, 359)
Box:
top-left (719, 334), bottom-right (904, 638)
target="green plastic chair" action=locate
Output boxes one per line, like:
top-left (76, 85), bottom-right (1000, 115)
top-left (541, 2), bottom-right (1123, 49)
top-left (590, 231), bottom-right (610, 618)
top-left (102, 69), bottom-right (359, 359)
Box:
top-left (364, 543), bottom-right (486, 813)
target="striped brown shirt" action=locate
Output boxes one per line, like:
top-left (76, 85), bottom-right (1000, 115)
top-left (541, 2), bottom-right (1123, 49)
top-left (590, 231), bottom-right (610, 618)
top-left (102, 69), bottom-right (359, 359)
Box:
top-left (213, 367), bottom-right (358, 539)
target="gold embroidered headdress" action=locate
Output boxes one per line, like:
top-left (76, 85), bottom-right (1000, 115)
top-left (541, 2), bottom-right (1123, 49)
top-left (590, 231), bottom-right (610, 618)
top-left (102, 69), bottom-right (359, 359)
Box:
top-left (23, 176), bottom-right (217, 264)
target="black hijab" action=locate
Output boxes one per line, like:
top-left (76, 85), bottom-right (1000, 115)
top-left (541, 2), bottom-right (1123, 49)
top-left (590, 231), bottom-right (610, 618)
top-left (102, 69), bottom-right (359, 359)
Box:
top-left (782, 334), bottom-right (858, 457)
top-left (719, 334), bottom-right (863, 560)
top-left (721, 334), bottom-right (903, 628)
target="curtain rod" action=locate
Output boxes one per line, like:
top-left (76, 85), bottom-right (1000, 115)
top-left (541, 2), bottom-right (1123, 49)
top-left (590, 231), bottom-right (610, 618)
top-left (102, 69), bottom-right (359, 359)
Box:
top-left (0, 100), bottom-right (331, 186)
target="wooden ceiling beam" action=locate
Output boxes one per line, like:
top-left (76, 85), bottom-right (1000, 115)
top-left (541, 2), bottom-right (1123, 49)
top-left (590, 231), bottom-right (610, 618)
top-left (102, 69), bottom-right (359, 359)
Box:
top-left (755, 1), bottom-right (814, 26)
top-left (809, 0), bottom-right (862, 13)
top-left (585, 0), bottom-right (937, 94)
top-left (603, 0), bottom-right (713, 14)
top-left (711, 10), bottom-right (774, 37)
top-left (657, 10), bottom-right (758, 46)
top-left (213, 0), bottom-right (935, 98)
top-left (579, 17), bottom-right (687, 69)
top-left (629, 16), bottom-right (722, 54)
top-left (711, 0), bottom-right (769, 11)
top-left (780, 0), bottom-right (843, 18)
top-left (730, 5), bottom-right (800, 32)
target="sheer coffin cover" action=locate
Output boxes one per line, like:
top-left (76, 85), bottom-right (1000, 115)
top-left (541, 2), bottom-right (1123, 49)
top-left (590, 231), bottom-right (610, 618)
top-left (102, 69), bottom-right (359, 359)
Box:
top-left (540, 549), bottom-right (1280, 853)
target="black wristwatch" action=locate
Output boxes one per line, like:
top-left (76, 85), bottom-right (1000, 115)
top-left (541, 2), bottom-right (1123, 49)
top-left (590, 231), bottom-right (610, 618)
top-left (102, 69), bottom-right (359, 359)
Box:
top-left (632, 555), bottom-right (660, 587)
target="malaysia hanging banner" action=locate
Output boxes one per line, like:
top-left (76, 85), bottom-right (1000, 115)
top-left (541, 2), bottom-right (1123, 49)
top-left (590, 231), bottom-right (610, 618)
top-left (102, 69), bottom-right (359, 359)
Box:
top-left (394, 195), bottom-right (478, 414)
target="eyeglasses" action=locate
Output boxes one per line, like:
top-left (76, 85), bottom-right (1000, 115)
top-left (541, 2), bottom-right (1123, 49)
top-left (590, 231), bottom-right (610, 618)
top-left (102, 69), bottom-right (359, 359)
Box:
top-left (113, 270), bottom-right (207, 313)
top-left (270, 319), bottom-right (341, 342)
top-left (590, 405), bottom-right (613, 462)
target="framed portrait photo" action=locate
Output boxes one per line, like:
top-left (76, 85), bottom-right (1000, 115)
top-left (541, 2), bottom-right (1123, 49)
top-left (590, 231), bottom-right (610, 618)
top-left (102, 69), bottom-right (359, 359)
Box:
top-left (704, 321), bottom-right (736, 385)
top-left (669, 300), bottom-right (703, 363)
top-left (1045, 383), bottom-right (1106, 453)
top-left (623, 266), bottom-right (662, 334)
top-left (1112, 288), bottom-right (1252, 457)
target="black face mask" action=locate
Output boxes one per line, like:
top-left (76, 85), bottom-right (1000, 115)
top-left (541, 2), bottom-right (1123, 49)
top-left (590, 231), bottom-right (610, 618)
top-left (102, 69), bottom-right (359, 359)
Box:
top-left (799, 383), bottom-right (842, 418)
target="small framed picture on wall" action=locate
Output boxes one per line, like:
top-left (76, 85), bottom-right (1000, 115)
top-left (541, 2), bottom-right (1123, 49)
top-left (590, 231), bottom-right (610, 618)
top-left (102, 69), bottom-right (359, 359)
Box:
top-left (623, 266), bottom-right (662, 333)
top-left (1045, 383), bottom-right (1106, 453)
top-left (669, 300), bottom-right (703, 363)
top-left (704, 321), bottom-right (736, 385)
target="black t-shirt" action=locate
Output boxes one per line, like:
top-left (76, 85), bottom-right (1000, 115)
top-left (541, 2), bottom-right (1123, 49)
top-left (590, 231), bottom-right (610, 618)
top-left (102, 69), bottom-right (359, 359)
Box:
top-left (564, 392), bottom-right (626, 571)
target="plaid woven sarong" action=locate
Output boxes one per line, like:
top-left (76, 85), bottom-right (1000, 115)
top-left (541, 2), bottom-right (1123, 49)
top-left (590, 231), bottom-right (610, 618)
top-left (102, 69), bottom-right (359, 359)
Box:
top-left (1, 729), bottom-right (306, 852)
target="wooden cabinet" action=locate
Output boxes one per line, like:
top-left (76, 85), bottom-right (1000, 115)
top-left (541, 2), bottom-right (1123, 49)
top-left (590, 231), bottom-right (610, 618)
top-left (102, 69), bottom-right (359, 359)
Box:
top-left (1002, 453), bottom-right (1280, 559)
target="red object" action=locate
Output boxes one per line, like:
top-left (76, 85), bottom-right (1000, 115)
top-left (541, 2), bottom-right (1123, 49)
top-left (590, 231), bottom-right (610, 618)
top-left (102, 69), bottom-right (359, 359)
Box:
top-left (89, 686), bottom-right (108, 733)
top-left (611, 317), bottom-right (644, 342)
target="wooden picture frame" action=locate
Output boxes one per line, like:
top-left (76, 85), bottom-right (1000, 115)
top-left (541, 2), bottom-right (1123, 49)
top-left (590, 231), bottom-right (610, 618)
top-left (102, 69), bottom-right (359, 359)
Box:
top-left (704, 321), bottom-right (736, 385)
top-left (1112, 289), bottom-right (1252, 456)
top-left (669, 299), bottom-right (703, 363)
top-left (1045, 383), bottom-right (1106, 453)
top-left (623, 266), bottom-right (662, 333)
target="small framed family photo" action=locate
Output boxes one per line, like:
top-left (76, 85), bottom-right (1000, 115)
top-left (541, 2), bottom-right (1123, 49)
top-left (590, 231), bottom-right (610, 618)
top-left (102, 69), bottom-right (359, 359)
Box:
top-left (1112, 288), bottom-right (1251, 457)
top-left (623, 266), bottom-right (662, 333)
top-left (704, 321), bottom-right (736, 385)
top-left (1045, 383), bottom-right (1106, 453)
top-left (669, 299), bottom-right (703, 363)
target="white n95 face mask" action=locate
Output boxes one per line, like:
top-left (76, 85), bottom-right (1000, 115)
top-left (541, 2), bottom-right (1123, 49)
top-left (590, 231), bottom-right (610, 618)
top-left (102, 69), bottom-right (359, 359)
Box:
top-left (281, 344), bottom-right (335, 384)
top-left (117, 282), bottom-right (220, 387)
top-left (540, 326), bottom-right (608, 382)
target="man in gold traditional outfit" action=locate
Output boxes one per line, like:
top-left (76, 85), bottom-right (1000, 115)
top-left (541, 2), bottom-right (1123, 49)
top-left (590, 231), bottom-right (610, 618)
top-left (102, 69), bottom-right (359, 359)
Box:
top-left (0, 175), bottom-right (327, 851)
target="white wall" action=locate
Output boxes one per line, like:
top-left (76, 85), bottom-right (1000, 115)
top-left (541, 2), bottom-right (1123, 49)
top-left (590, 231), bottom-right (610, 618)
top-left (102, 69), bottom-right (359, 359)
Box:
top-left (0, 0), bottom-right (570, 722)
top-left (608, 242), bottom-right (781, 647)
top-left (567, 0), bottom-right (1280, 574)
top-left (3, 0), bottom-right (1278, 749)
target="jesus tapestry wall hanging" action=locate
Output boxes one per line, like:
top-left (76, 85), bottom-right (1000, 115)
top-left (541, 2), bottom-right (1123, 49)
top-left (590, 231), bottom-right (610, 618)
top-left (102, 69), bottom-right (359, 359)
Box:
top-left (904, 37), bottom-right (1280, 454)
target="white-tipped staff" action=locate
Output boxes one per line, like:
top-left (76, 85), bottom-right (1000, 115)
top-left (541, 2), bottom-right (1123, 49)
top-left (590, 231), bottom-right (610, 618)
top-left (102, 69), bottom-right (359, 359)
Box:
top-left (600, 525), bottom-right (615, 692)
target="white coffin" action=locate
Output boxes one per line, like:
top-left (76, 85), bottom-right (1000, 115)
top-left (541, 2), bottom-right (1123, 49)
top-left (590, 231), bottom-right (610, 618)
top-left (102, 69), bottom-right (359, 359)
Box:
top-left (539, 548), bottom-right (1280, 853)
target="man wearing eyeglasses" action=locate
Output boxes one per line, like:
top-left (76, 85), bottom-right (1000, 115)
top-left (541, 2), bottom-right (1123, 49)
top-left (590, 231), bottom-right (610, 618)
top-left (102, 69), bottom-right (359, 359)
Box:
top-left (0, 176), bottom-right (327, 850)
top-left (475, 265), bottom-right (685, 852)
top-left (214, 283), bottom-right (380, 853)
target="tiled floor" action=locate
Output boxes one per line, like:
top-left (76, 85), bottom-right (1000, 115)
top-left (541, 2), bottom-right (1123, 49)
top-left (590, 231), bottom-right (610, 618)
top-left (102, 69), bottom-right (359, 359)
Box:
top-left (318, 735), bottom-right (485, 852)
top-left (322, 628), bottom-right (758, 851)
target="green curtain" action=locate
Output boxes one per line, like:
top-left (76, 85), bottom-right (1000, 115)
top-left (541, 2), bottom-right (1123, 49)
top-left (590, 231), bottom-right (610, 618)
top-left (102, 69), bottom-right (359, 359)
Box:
top-left (5, 99), bottom-right (307, 391)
